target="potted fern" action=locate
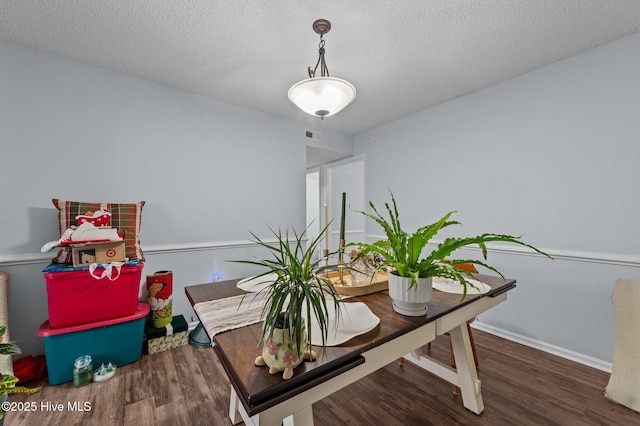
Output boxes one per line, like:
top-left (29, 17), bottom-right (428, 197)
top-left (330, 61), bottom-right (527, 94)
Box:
top-left (232, 225), bottom-right (342, 380)
top-left (352, 191), bottom-right (552, 316)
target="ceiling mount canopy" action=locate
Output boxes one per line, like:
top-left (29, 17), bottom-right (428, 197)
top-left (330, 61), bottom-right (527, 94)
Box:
top-left (288, 19), bottom-right (356, 119)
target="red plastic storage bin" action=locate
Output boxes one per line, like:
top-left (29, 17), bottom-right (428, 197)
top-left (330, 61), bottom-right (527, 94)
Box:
top-left (44, 263), bottom-right (144, 328)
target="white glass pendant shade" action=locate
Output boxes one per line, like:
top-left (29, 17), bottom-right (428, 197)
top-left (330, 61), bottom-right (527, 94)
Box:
top-left (288, 77), bottom-right (356, 118)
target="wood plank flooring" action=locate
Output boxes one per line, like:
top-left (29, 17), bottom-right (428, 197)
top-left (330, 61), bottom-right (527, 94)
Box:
top-left (6, 329), bottom-right (639, 425)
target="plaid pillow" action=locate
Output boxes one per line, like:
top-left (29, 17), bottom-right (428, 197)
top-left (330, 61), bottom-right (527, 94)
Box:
top-left (51, 199), bottom-right (145, 263)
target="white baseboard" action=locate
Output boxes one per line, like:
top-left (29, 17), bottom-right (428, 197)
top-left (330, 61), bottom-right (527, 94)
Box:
top-left (471, 321), bottom-right (612, 373)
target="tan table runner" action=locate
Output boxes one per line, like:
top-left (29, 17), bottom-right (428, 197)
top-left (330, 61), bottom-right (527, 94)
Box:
top-left (193, 291), bottom-right (380, 348)
top-left (194, 292), bottom-right (267, 345)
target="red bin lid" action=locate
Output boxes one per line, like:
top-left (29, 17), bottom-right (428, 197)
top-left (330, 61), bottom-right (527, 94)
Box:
top-left (38, 302), bottom-right (150, 336)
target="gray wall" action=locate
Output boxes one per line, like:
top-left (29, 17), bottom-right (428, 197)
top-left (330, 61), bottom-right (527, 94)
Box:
top-left (3, 31), bottom-right (639, 369)
top-left (354, 32), bottom-right (640, 367)
top-left (0, 40), bottom-right (352, 356)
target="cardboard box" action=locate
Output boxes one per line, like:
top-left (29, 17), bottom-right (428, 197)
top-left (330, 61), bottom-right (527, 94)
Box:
top-left (38, 302), bottom-right (149, 385)
top-left (144, 315), bottom-right (189, 354)
top-left (71, 241), bottom-right (126, 267)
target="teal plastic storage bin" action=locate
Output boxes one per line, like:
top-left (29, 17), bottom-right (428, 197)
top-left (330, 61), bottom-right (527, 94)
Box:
top-left (38, 302), bottom-right (149, 385)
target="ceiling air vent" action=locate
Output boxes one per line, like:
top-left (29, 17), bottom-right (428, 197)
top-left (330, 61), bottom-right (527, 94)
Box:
top-left (304, 129), bottom-right (321, 141)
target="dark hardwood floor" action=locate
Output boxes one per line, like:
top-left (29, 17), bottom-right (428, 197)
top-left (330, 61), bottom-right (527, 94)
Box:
top-left (6, 329), bottom-right (638, 426)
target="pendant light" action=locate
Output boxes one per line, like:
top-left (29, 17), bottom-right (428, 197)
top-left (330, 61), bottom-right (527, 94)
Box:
top-left (288, 19), bottom-right (356, 119)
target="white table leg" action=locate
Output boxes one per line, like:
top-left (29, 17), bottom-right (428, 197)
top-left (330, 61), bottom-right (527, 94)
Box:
top-left (401, 349), bottom-right (460, 386)
top-left (229, 384), bottom-right (314, 426)
top-left (449, 324), bottom-right (484, 414)
top-left (229, 385), bottom-right (246, 425)
top-left (283, 406), bottom-right (314, 426)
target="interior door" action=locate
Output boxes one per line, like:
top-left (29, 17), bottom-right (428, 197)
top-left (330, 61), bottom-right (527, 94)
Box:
top-left (323, 155), bottom-right (366, 263)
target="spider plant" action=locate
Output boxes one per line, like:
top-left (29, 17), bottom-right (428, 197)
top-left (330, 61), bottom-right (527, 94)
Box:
top-left (352, 190), bottom-right (552, 299)
top-left (232, 224), bottom-right (342, 357)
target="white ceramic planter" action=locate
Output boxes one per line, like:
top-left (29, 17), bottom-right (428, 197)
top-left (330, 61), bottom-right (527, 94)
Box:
top-left (388, 273), bottom-right (432, 316)
top-left (254, 318), bottom-right (307, 380)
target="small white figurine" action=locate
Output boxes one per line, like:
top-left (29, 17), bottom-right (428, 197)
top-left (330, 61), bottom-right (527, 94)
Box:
top-left (93, 362), bottom-right (117, 383)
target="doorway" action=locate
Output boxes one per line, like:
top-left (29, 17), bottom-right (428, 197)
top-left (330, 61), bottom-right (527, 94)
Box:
top-left (306, 155), bottom-right (366, 261)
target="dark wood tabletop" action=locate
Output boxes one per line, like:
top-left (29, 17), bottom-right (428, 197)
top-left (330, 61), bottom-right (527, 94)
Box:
top-left (185, 274), bottom-right (516, 416)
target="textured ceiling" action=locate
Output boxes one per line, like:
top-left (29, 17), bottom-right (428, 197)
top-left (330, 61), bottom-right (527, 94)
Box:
top-left (2, 1), bottom-right (640, 135)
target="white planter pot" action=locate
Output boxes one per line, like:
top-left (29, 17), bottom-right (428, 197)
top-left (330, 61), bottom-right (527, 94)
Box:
top-left (388, 273), bottom-right (432, 316)
top-left (254, 317), bottom-right (307, 380)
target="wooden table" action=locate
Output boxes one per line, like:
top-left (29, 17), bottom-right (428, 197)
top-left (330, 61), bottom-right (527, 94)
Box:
top-left (185, 275), bottom-right (515, 426)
